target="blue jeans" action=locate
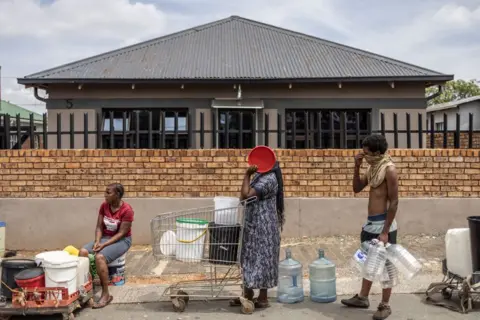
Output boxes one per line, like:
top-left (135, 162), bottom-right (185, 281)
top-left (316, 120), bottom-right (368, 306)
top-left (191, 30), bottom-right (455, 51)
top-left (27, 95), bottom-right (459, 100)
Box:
top-left (83, 236), bottom-right (131, 264)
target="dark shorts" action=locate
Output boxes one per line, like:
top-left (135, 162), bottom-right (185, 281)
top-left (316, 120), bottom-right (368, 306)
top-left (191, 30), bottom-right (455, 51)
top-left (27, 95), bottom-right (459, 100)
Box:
top-left (360, 229), bottom-right (397, 245)
top-left (83, 236), bottom-right (131, 264)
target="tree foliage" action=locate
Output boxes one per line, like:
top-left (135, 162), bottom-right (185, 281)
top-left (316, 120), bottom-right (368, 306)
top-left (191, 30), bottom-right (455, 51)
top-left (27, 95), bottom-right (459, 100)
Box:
top-left (426, 79), bottom-right (480, 106)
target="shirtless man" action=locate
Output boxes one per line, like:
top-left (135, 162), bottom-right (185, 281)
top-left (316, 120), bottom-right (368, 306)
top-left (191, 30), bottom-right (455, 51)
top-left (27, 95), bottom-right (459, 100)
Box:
top-left (340, 134), bottom-right (399, 320)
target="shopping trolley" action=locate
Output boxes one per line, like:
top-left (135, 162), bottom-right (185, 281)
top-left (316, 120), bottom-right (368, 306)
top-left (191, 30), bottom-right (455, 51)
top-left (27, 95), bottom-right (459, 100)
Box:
top-left (150, 197), bottom-right (257, 314)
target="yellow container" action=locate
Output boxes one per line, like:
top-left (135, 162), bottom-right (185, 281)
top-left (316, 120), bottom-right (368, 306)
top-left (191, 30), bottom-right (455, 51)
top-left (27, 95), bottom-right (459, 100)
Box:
top-left (63, 245), bottom-right (79, 256)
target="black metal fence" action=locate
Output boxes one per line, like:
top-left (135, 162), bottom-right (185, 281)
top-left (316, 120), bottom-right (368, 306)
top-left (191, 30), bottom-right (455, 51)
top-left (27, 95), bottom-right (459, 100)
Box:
top-left (0, 110), bottom-right (478, 150)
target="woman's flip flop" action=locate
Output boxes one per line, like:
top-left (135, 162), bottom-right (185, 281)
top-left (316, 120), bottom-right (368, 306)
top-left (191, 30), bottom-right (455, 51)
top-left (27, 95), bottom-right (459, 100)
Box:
top-left (93, 295), bottom-right (113, 309)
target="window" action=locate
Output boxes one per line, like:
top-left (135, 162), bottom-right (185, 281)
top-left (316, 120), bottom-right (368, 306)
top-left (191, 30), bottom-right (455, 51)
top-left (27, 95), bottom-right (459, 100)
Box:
top-left (101, 109), bottom-right (189, 149)
top-left (218, 109), bottom-right (256, 148)
top-left (435, 122), bottom-right (444, 131)
top-left (286, 109), bottom-right (371, 149)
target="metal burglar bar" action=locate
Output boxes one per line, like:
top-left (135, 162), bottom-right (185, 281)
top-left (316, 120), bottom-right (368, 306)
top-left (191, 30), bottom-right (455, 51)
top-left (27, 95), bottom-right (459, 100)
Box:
top-left (0, 111), bottom-right (479, 149)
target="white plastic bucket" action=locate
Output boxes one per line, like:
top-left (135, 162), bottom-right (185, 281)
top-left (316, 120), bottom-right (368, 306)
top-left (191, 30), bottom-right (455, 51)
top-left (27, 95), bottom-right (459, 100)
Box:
top-left (35, 250), bottom-right (70, 267)
top-left (214, 196), bottom-right (240, 225)
top-left (175, 218), bottom-right (209, 262)
top-left (43, 253), bottom-right (79, 296)
top-left (76, 257), bottom-right (90, 288)
top-left (108, 253), bottom-right (127, 267)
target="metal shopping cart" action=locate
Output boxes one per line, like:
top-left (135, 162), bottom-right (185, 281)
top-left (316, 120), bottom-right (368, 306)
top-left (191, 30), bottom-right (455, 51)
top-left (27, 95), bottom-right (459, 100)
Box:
top-left (150, 197), bottom-right (257, 314)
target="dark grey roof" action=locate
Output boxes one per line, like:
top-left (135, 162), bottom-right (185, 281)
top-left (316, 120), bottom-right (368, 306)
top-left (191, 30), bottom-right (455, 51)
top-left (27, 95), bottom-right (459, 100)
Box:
top-left (19, 16), bottom-right (453, 84)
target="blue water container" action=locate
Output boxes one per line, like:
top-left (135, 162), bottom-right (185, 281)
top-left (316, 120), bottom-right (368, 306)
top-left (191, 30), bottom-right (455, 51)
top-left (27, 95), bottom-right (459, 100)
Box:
top-left (277, 248), bottom-right (304, 304)
top-left (309, 249), bottom-right (337, 303)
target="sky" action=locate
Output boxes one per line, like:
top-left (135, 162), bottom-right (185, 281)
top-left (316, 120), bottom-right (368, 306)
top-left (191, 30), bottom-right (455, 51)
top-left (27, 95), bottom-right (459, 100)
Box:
top-left (0, 0), bottom-right (479, 114)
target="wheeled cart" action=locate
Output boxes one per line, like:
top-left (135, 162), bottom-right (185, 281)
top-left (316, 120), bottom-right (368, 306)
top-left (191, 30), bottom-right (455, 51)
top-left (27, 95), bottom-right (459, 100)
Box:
top-left (0, 281), bottom-right (94, 320)
top-left (425, 259), bottom-right (480, 314)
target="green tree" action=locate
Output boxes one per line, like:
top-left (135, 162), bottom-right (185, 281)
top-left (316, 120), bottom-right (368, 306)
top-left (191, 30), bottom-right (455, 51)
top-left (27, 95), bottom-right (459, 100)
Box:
top-left (426, 79), bottom-right (480, 106)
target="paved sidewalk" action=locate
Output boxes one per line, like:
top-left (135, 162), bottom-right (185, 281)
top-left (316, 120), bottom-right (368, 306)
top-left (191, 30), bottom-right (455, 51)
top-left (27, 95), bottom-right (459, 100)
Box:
top-left (125, 234), bottom-right (445, 281)
top-left (11, 294), bottom-right (479, 319)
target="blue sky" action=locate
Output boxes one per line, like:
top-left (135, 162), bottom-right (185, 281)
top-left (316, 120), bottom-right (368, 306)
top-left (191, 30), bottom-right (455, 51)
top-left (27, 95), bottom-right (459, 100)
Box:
top-left (0, 0), bottom-right (479, 113)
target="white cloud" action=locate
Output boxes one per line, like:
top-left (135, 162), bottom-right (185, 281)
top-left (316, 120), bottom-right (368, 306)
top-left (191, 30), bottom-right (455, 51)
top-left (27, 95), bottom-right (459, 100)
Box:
top-left (0, 0), bottom-right (479, 112)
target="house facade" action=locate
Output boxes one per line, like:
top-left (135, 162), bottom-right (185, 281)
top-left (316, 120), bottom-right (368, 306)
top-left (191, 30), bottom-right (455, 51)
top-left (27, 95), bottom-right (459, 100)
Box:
top-left (18, 16), bottom-right (453, 150)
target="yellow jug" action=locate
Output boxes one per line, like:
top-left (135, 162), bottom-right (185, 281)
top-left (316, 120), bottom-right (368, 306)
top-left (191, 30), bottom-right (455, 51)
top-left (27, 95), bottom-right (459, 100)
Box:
top-left (63, 245), bottom-right (79, 256)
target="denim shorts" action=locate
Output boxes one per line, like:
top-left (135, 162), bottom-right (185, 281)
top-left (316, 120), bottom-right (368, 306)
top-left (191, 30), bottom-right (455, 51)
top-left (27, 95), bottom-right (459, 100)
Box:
top-left (83, 236), bottom-right (132, 264)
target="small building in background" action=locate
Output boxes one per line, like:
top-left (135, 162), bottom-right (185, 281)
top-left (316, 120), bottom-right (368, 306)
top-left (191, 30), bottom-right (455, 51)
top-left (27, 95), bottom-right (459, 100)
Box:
top-left (0, 100), bottom-right (43, 149)
top-left (426, 96), bottom-right (480, 148)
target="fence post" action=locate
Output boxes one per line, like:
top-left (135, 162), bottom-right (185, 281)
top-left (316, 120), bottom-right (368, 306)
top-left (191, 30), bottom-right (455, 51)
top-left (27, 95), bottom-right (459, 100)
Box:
top-left (277, 113), bottom-right (282, 148)
top-left (148, 111), bottom-right (153, 149)
top-left (4, 114), bottom-right (10, 149)
top-left (355, 112), bottom-right (360, 148)
top-left (292, 112), bottom-right (297, 149)
top-left (83, 113), bottom-right (88, 149)
top-left (393, 113), bottom-right (398, 148)
top-left (304, 111), bottom-right (309, 148)
top-left (340, 111), bottom-right (346, 149)
top-left (264, 113), bottom-right (269, 147)
top-left (109, 111), bottom-right (114, 149)
top-left (329, 111), bottom-right (334, 148)
top-left (69, 113), bottom-right (75, 149)
top-left (317, 112), bottom-right (323, 149)
top-left (443, 113), bottom-right (448, 148)
top-left (418, 113), bottom-right (423, 149)
top-left (188, 112), bottom-right (193, 149)
top-left (469, 113), bottom-right (473, 149)
top-left (211, 109), bottom-right (217, 149)
top-left (380, 113), bottom-right (385, 136)
top-left (135, 111), bottom-right (140, 149)
top-left (200, 112), bottom-right (205, 149)
top-left (43, 113), bottom-right (48, 149)
top-left (57, 113), bottom-right (62, 149)
top-left (406, 113), bottom-right (411, 149)
top-left (225, 111), bottom-right (230, 148)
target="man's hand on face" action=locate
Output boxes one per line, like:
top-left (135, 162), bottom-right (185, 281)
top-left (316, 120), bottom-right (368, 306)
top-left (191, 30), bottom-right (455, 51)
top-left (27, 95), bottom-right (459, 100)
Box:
top-left (354, 153), bottom-right (364, 168)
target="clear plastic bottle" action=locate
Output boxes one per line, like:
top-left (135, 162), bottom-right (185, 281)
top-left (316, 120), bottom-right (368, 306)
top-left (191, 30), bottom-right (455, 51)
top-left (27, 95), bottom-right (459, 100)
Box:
top-left (362, 240), bottom-right (387, 281)
top-left (386, 244), bottom-right (422, 280)
top-left (309, 249), bottom-right (336, 303)
top-left (277, 248), bottom-right (304, 304)
top-left (380, 260), bottom-right (399, 289)
top-left (351, 241), bottom-right (370, 273)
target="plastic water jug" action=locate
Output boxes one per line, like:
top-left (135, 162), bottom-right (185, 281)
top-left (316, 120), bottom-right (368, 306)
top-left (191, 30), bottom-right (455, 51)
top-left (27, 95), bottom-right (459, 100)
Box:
top-left (309, 249), bottom-right (336, 303)
top-left (386, 244), bottom-right (422, 280)
top-left (213, 197), bottom-right (240, 225)
top-left (445, 228), bottom-right (473, 278)
top-left (362, 240), bottom-right (387, 281)
top-left (351, 241), bottom-right (370, 273)
top-left (277, 249), bottom-right (304, 304)
top-left (381, 260), bottom-right (399, 289)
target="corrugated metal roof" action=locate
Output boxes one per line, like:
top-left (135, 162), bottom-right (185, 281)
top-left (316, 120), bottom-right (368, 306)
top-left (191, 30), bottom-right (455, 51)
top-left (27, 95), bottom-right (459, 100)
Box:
top-left (0, 100), bottom-right (43, 121)
top-left (426, 96), bottom-right (480, 113)
top-left (20, 16), bottom-right (452, 82)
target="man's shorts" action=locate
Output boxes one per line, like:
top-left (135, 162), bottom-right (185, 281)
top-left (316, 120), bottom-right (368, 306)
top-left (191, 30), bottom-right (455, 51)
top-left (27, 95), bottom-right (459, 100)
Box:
top-left (360, 213), bottom-right (398, 245)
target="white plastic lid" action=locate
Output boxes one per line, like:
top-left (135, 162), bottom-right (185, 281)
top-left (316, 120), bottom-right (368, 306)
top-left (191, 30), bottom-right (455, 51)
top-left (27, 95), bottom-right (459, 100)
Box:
top-left (43, 253), bottom-right (79, 268)
top-left (159, 230), bottom-right (176, 256)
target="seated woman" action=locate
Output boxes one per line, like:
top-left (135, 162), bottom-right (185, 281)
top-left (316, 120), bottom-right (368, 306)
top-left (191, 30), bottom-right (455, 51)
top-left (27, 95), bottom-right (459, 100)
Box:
top-left (79, 183), bottom-right (134, 309)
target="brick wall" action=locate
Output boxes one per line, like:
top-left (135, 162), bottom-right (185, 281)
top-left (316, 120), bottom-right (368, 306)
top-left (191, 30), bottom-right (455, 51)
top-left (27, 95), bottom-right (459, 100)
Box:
top-left (0, 149), bottom-right (479, 198)
top-left (426, 133), bottom-right (480, 149)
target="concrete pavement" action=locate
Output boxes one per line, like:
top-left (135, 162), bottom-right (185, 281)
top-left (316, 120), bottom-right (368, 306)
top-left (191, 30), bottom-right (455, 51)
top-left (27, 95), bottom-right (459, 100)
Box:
top-left (10, 294), bottom-right (479, 319)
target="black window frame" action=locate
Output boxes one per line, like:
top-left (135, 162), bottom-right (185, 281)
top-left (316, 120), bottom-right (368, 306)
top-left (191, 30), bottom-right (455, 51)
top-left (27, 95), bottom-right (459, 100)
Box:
top-left (101, 108), bottom-right (189, 149)
top-left (216, 109), bottom-right (257, 149)
top-left (285, 109), bottom-right (372, 149)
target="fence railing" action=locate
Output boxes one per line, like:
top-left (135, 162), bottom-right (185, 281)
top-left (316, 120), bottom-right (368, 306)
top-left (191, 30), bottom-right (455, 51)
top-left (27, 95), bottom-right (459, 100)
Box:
top-left (0, 111), bottom-right (479, 149)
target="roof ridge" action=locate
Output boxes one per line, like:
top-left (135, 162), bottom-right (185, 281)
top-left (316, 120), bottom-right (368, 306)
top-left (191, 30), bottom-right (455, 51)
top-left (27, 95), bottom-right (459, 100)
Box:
top-left (232, 16), bottom-right (444, 76)
top-left (24, 16), bottom-right (236, 79)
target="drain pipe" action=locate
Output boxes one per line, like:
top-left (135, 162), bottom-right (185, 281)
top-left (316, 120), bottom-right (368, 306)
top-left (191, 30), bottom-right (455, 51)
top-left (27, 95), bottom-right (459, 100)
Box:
top-left (33, 87), bottom-right (48, 103)
top-left (426, 85), bottom-right (443, 101)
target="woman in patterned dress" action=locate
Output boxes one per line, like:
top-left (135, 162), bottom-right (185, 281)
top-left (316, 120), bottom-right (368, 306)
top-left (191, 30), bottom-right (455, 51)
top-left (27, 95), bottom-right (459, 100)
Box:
top-left (230, 160), bottom-right (285, 309)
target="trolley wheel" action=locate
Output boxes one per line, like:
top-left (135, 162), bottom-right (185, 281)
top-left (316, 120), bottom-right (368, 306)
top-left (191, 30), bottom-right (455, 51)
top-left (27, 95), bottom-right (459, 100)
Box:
top-left (240, 298), bottom-right (255, 315)
top-left (441, 287), bottom-right (453, 299)
top-left (176, 290), bottom-right (189, 304)
top-left (172, 298), bottom-right (187, 312)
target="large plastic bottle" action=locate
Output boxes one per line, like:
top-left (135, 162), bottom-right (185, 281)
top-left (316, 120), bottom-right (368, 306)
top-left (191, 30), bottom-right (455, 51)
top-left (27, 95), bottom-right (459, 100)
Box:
top-left (351, 241), bottom-right (370, 273)
top-left (381, 259), bottom-right (399, 289)
top-left (386, 244), bottom-right (422, 280)
top-left (309, 249), bottom-right (336, 303)
top-left (362, 240), bottom-right (387, 281)
top-left (277, 248), bottom-right (304, 304)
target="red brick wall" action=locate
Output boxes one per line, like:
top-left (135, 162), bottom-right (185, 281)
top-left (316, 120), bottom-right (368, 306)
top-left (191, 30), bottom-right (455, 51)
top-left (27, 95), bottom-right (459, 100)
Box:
top-left (426, 133), bottom-right (480, 148)
top-left (0, 149), bottom-right (479, 198)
